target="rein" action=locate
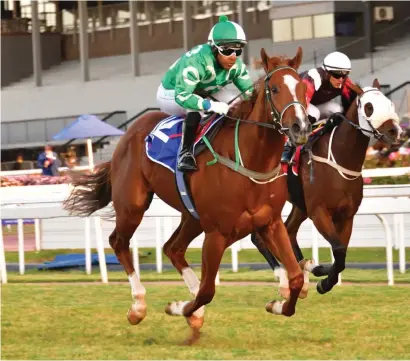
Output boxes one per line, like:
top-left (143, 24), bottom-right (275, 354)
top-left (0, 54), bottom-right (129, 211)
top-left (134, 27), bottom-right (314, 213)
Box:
top-left (308, 106), bottom-right (383, 181)
top-left (200, 65), bottom-right (305, 182)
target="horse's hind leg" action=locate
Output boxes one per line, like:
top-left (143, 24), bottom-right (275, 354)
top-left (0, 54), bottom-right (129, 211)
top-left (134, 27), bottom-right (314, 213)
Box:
top-left (166, 231), bottom-right (228, 345)
top-left (312, 208), bottom-right (350, 295)
top-left (110, 193), bottom-right (153, 325)
top-left (260, 219), bottom-right (304, 317)
top-left (163, 215), bottom-right (204, 344)
top-left (315, 213), bottom-right (353, 294)
top-left (250, 232), bottom-right (281, 272)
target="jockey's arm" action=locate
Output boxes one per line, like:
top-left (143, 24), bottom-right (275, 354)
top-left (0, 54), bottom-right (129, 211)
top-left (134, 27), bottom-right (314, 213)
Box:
top-left (232, 61), bottom-right (254, 99)
top-left (341, 77), bottom-right (356, 112)
top-left (174, 57), bottom-right (208, 112)
top-left (301, 71), bottom-right (316, 106)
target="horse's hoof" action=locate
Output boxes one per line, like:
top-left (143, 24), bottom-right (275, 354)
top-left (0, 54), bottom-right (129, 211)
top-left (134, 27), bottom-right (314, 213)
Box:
top-left (165, 301), bottom-right (189, 316)
top-left (279, 287), bottom-right (290, 299)
top-left (165, 302), bottom-right (173, 316)
top-left (316, 280), bottom-right (327, 295)
top-left (265, 300), bottom-right (286, 315)
top-left (186, 314), bottom-right (204, 330)
top-left (127, 303), bottom-right (147, 325)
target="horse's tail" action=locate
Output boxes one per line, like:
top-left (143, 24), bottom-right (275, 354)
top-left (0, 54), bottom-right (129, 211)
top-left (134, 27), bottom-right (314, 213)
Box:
top-left (63, 161), bottom-right (112, 217)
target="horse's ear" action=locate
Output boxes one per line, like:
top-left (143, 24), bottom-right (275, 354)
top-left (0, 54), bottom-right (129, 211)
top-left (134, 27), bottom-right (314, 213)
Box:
top-left (289, 47), bottom-right (303, 70)
top-left (372, 78), bottom-right (381, 90)
top-left (260, 48), bottom-right (270, 72)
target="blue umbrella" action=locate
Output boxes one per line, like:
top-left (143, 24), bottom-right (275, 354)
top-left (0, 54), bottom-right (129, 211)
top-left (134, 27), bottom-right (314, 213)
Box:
top-left (52, 114), bottom-right (124, 140)
top-left (52, 114), bottom-right (125, 169)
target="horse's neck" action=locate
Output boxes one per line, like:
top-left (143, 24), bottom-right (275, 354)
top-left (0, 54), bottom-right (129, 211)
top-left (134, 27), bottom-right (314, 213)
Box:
top-left (237, 95), bottom-right (284, 172)
top-left (329, 104), bottom-right (369, 172)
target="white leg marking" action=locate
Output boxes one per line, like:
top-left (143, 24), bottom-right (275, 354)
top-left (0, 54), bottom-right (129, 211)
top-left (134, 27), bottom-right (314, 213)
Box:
top-left (279, 267), bottom-right (289, 289)
top-left (181, 267), bottom-right (204, 318)
top-left (168, 301), bottom-right (190, 316)
top-left (304, 259), bottom-right (316, 273)
top-left (182, 267), bottom-right (200, 296)
top-left (129, 272), bottom-right (146, 298)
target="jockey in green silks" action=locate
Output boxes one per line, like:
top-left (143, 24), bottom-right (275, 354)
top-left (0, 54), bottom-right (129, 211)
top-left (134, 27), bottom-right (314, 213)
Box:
top-left (157, 15), bottom-right (254, 172)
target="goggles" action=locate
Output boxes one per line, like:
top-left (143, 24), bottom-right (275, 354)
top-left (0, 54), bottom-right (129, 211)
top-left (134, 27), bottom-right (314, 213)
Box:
top-left (214, 42), bottom-right (244, 57)
top-left (327, 70), bottom-right (350, 79)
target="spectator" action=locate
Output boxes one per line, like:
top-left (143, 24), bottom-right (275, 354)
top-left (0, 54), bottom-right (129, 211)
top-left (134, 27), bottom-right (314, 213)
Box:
top-left (13, 154), bottom-right (24, 170)
top-left (37, 145), bottom-right (61, 176)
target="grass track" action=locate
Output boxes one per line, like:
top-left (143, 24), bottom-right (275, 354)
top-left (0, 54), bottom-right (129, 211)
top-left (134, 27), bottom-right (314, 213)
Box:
top-left (5, 267), bottom-right (410, 284)
top-left (2, 284), bottom-right (410, 360)
top-left (4, 247), bottom-right (404, 264)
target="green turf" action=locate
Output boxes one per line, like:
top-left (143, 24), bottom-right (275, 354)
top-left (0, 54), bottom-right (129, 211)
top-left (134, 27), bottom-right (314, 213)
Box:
top-left (4, 247), bottom-right (404, 264)
top-left (5, 267), bottom-right (410, 284)
top-left (2, 284), bottom-right (410, 359)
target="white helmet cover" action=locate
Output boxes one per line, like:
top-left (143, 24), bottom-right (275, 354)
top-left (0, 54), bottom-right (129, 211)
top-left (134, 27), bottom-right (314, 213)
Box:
top-left (323, 51), bottom-right (351, 72)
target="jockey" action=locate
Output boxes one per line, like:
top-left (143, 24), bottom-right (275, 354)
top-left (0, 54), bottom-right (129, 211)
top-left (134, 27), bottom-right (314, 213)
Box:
top-left (157, 15), bottom-right (253, 172)
top-left (281, 51), bottom-right (355, 163)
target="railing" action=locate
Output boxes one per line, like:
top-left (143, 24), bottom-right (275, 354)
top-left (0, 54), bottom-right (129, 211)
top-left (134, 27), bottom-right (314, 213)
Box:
top-left (0, 184), bottom-right (408, 284)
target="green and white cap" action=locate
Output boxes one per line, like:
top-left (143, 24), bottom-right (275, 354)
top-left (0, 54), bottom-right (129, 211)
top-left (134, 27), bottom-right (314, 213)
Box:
top-left (207, 15), bottom-right (247, 46)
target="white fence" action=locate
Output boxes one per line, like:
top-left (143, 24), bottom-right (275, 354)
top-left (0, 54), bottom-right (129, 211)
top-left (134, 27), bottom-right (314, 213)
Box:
top-left (1, 180), bottom-right (409, 285)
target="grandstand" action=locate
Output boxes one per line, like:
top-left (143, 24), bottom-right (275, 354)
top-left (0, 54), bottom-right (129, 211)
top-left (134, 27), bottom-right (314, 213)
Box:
top-left (1, 0), bottom-right (410, 167)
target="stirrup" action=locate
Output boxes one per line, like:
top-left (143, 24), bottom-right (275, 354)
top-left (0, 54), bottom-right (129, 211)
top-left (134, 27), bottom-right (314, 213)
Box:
top-left (177, 152), bottom-right (198, 172)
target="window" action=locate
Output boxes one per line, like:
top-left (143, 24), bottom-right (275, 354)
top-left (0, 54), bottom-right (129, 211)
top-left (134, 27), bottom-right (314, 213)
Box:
top-left (335, 12), bottom-right (364, 36)
top-left (313, 13), bottom-right (335, 38)
top-left (272, 18), bottom-right (292, 43)
top-left (292, 16), bottom-right (313, 40)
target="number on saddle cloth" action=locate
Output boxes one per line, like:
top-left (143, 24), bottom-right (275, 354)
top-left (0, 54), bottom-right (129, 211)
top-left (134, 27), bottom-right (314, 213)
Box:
top-left (145, 114), bottom-right (224, 174)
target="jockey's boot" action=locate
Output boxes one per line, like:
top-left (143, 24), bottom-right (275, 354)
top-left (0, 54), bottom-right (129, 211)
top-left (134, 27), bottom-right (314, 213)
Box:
top-left (281, 139), bottom-right (296, 164)
top-left (177, 112), bottom-right (201, 172)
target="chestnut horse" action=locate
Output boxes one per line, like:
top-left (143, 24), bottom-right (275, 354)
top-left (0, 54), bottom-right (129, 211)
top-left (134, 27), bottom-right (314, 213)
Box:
top-left (251, 79), bottom-right (402, 298)
top-left (64, 48), bottom-right (312, 344)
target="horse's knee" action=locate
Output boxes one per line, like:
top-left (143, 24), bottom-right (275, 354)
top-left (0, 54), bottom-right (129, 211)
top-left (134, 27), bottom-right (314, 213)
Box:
top-left (109, 230), bottom-right (118, 249)
top-left (197, 286), bottom-right (215, 306)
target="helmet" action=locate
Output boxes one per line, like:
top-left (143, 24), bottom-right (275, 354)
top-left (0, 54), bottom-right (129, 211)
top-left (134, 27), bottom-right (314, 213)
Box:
top-left (208, 15), bottom-right (247, 47)
top-left (322, 52), bottom-right (351, 73)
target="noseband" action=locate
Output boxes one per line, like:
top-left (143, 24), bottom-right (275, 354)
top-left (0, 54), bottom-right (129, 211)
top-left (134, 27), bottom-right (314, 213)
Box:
top-left (264, 66), bottom-right (308, 134)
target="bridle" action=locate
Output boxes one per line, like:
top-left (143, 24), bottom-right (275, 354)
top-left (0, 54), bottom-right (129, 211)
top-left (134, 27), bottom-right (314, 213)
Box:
top-left (220, 65), bottom-right (308, 135)
top-left (263, 65), bottom-right (307, 134)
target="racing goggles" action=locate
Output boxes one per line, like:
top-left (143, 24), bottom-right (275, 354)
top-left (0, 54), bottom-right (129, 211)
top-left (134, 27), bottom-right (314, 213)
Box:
top-left (216, 43), bottom-right (243, 57)
top-left (328, 70), bottom-right (349, 79)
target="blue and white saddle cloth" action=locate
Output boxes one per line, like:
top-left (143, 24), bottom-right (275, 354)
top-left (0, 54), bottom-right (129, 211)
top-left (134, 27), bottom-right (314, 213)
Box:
top-left (145, 114), bottom-right (222, 173)
top-left (145, 114), bottom-right (223, 220)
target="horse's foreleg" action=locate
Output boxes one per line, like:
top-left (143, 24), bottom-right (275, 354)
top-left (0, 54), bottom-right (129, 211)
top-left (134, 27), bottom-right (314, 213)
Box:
top-left (284, 205), bottom-right (311, 298)
top-left (260, 219), bottom-right (304, 317)
top-left (312, 209), bottom-right (351, 295)
top-left (163, 215), bottom-right (204, 344)
top-left (109, 216), bottom-right (147, 325)
top-left (166, 231), bottom-right (227, 345)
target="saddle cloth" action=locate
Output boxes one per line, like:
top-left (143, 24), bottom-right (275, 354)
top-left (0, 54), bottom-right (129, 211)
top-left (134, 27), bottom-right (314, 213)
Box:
top-left (145, 114), bottom-right (223, 173)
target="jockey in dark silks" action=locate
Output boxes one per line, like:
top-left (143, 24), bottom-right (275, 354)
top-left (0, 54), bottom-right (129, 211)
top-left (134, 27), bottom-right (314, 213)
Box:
top-left (157, 16), bottom-right (254, 172)
top-left (281, 51), bottom-right (355, 163)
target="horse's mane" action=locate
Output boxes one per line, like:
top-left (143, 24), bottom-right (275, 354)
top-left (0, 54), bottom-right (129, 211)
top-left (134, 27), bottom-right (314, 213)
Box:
top-left (230, 56), bottom-right (294, 119)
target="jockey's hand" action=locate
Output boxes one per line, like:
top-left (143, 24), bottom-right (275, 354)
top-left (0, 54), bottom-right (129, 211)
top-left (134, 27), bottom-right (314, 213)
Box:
top-left (208, 100), bottom-right (230, 115)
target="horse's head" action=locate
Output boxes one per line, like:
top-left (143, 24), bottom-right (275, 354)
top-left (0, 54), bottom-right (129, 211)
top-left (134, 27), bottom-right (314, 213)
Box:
top-left (260, 47), bottom-right (311, 145)
top-left (356, 79), bottom-right (402, 150)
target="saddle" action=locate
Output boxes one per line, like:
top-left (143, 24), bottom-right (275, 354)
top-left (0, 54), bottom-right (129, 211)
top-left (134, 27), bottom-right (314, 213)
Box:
top-left (285, 116), bottom-right (341, 212)
top-left (145, 113), bottom-right (225, 219)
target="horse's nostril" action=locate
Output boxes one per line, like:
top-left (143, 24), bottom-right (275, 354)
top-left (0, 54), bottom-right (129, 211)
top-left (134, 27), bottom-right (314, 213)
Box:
top-left (291, 123), bottom-right (301, 134)
top-left (388, 129), bottom-right (397, 136)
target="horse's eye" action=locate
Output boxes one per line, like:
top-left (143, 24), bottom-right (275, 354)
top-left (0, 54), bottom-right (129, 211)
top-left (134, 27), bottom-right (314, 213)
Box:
top-left (271, 85), bottom-right (278, 94)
